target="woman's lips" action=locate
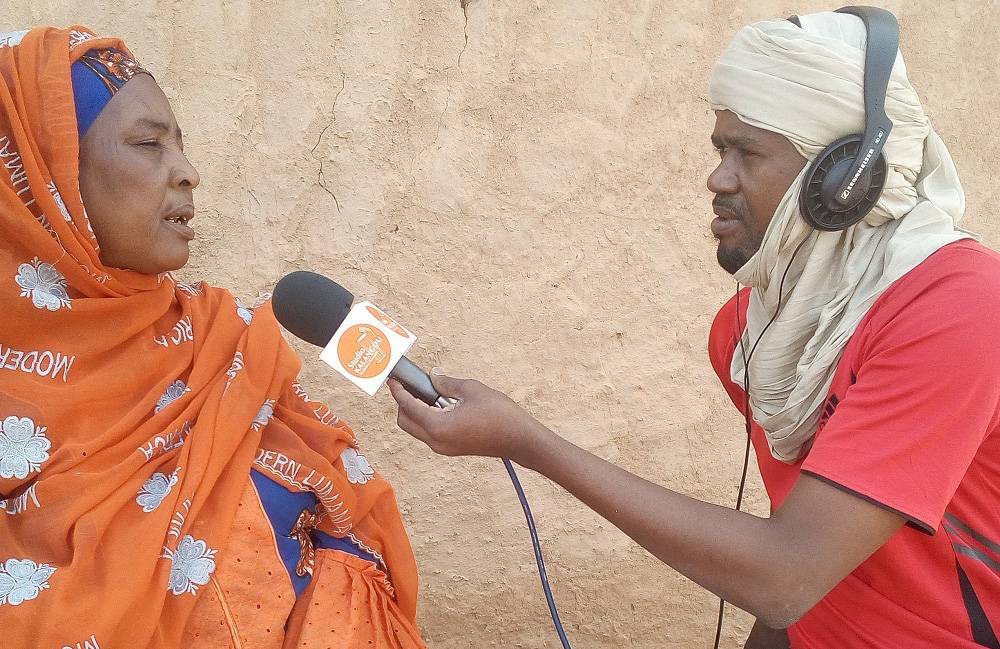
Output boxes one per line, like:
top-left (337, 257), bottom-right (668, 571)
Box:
top-left (163, 218), bottom-right (195, 241)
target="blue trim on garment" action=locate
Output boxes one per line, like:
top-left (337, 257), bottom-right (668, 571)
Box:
top-left (250, 469), bottom-right (313, 597)
top-left (71, 59), bottom-right (115, 137)
top-left (250, 469), bottom-right (380, 599)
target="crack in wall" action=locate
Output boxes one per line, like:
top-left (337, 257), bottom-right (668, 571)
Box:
top-left (312, 75), bottom-right (346, 153)
top-left (318, 160), bottom-right (342, 213)
top-left (313, 75), bottom-right (347, 213)
top-left (459, 0), bottom-right (473, 68)
top-left (412, 0), bottom-right (476, 176)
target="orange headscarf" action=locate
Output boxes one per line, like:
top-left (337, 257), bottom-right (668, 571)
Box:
top-left (0, 26), bottom-right (418, 647)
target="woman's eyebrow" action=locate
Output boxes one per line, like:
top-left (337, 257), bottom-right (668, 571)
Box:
top-left (131, 117), bottom-right (183, 141)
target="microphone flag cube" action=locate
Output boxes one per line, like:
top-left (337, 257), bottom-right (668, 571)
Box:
top-left (319, 301), bottom-right (417, 396)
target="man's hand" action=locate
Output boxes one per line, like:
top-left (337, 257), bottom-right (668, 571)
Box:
top-left (387, 372), bottom-right (549, 464)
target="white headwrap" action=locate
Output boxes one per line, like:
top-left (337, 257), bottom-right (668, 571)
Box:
top-left (709, 11), bottom-right (975, 462)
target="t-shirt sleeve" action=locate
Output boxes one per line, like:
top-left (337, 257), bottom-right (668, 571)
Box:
top-left (800, 266), bottom-right (1000, 534)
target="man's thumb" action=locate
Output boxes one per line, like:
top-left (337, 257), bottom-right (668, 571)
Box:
top-left (429, 368), bottom-right (467, 398)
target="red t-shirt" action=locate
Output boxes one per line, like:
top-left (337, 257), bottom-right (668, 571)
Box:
top-left (708, 240), bottom-right (1000, 648)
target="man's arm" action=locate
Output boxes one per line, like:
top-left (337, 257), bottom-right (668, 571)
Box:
top-left (389, 376), bottom-right (904, 629)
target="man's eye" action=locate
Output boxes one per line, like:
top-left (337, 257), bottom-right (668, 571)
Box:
top-left (137, 140), bottom-right (160, 148)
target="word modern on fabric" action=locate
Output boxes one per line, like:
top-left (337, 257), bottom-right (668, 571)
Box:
top-left (0, 342), bottom-right (75, 382)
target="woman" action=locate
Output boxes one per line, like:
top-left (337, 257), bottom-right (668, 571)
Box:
top-left (0, 26), bottom-right (425, 648)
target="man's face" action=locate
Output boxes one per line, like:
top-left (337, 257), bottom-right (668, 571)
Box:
top-left (707, 110), bottom-right (806, 274)
top-left (78, 74), bottom-right (201, 275)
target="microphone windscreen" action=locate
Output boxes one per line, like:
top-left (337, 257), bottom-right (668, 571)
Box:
top-left (272, 271), bottom-right (354, 347)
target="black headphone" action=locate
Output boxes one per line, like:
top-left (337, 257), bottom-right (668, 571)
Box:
top-left (790, 6), bottom-right (900, 232)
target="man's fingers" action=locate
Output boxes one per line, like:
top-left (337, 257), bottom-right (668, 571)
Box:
top-left (396, 408), bottom-right (431, 445)
top-left (387, 379), bottom-right (438, 431)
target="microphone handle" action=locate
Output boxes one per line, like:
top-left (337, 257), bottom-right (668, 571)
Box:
top-left (390, 356), bottom-right (458, 409)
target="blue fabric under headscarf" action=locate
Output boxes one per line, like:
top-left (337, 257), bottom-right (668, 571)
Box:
top-left (71, 48), bottom-right (147, 137)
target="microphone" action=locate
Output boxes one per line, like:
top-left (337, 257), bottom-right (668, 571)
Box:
top-left (271, 271), bottom-right (573, 649)
top-left (271, 271), bottom-right (455, 408)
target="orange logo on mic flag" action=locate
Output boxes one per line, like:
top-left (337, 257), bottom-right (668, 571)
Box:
top-left (320, 300), bottom-right (417, 396)
top-left (366, 306), bottom-right (411, 339)
top-left (336, 324), bottom-right (391, 379)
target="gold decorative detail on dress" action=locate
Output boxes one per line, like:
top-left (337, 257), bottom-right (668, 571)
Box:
top-left (289, 507), bottom-right (319, 577)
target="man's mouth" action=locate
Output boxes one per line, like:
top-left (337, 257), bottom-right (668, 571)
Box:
top-left (711, 198), bottom-right (746, 238)
top-left (711, 216), bottom-right (741, 238)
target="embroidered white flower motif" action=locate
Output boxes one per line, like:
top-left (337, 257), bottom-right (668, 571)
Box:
top-left (341, 447), bottom-right (374, 485)
top-left (47, 182), bottom-right (72, 222)
top-left (0, 558), bottom-right (56, 606)
top-left (163, 535), bottom-right (216, 596)
top-left (251, 400), bottom-right (275, 432)
top-left (0, 31), bottom-right (28, 48)
top-left (15, 258), bottom-right (71, 311)
top-left (155, 380), bottom-right (190, 414)
top-left (236, 303), bottom-right (253, 326)
top-left (136, 470), bottom-right (180, 513)
top-left (0, 416), bottom-right (51, 480)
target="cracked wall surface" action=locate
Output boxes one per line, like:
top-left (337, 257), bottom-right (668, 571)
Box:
top-left (3, 2), bottom-right (999, 647)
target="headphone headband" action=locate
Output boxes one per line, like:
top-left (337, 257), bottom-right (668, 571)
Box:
top-left (793, 6), bottom-right (900, 231)
top-left (831, 6), bottom-right (899, 208)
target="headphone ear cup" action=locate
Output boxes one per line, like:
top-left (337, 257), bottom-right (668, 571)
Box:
top-left (799, 135), bottom-right (888, 231)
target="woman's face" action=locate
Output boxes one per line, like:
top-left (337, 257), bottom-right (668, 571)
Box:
top-left (78, 74), bottom-right (200, 275)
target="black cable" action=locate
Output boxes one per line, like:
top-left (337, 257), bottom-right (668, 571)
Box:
top-left (504, 458), bottom-right (573, 649)
top-left (712, 235), bottom-right (809, 648)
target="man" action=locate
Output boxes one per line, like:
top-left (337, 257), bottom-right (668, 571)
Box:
top-left (390, 9), bottom-right (1000, 648)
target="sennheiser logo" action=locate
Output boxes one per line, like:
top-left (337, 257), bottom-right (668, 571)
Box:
top-left (840, 128), bottom-right (886, 201)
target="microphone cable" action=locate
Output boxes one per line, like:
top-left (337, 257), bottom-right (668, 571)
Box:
top-left (503, 458), bottom-right (574, 649)
top-left (712, 235), bottom-right (809, 649)
top-left (432, 395), bottom-right (573, 647)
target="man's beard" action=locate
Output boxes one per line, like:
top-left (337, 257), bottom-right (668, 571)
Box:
top-left (717, 244), bottom-right (754, 275)
top-left (713, 195), bottom-right (760, 275)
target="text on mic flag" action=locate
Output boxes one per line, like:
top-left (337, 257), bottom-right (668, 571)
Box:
top-left (318, 301), bottom-right (416, 396)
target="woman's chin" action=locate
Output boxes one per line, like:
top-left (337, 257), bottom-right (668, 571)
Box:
top-left (99, 248), bottom-right (189, 275)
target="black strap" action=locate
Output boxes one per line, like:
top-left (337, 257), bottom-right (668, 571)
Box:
top-left (956, 557), bottom-right (1000, 648)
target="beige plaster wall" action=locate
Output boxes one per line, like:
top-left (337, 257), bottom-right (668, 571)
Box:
top-left (4, 1), bottom-right (998, 647)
